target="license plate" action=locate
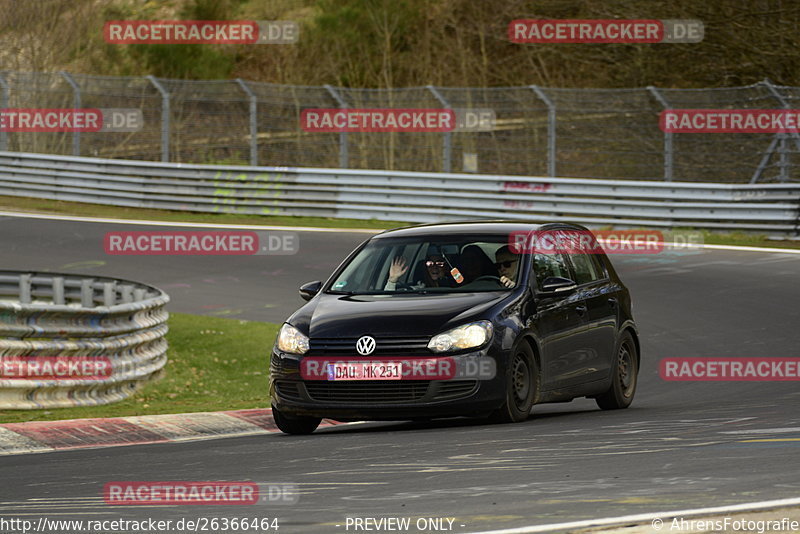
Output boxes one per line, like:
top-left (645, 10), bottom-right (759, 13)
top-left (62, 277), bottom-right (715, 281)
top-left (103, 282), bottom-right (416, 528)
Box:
top-left (326, 362), bottom-right (403, 381)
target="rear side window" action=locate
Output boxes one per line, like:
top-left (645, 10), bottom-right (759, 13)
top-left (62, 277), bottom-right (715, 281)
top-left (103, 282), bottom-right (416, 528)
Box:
top-left (532, 252), bottom-right (571, 290)
top-left (570, 252), bottom-right (603, 285)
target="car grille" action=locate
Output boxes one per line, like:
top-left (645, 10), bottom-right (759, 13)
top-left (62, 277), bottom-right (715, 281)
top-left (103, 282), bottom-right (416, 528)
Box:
top-left (305, 380), bottom-right (429, 403)
top-left (275, 380), bottom-right (303, 401)
top-left (308, 336), bottom-right (431, 356)
top-left (432, 380), bottom-right (478, 400)
top-left (301, 379), bottom-right (479, 404)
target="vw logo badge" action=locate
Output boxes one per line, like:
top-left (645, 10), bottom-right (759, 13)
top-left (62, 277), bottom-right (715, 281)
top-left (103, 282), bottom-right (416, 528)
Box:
top-left (356, 335), bottom-right (376, 356)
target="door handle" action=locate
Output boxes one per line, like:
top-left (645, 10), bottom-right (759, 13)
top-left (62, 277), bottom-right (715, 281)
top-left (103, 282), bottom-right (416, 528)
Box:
top-left (575, 305), bottom-right (587, 316)
top-left (608, 297), bottom-right (618, 308)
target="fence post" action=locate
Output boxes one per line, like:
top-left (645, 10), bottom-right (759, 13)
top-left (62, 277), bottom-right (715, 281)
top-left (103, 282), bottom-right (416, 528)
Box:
top-left (779, 135), bottom-right (789, 181)
top-left (647, 86), bottom-right (673, 182)
top-left (0, 73), bottom-right (8, 151)
top-left (762, 79), bottom-right (800, 182)
top-left (751, 135), bottom-right (781, 184)
top-left (427, 85), bottom-right (452, 173)
top-left (530, 85), bottom-right (556, 177)
top-left (324, 84), bottom-right (348, 168)
top-left (60, 72), bottom-right (81, 156)
top-left (236, 79), bottom-right (258, 166)
top-left (146, 75), bottom-right (170, 162)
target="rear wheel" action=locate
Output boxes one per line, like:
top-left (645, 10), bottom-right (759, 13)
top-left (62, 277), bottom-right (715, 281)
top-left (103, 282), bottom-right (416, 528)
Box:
top-left (490, 342), bottom-right (538, 423)
top-left (271, 405), bottom-right (321, 435)
top-left (595, 331), bottom-right (638, 410)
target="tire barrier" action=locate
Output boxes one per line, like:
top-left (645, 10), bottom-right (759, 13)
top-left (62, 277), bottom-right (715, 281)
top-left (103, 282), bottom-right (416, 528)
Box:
top-left (0, 271), bottom-right (169, 409)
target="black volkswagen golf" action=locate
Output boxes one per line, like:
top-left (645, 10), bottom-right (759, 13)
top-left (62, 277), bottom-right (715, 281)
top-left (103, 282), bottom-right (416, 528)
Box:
top-left (269, 221), bottom-right (639, 434)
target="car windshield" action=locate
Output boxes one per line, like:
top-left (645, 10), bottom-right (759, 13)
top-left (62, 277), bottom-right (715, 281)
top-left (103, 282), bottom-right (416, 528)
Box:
top-left (327, 234), bottom-right (521, 295)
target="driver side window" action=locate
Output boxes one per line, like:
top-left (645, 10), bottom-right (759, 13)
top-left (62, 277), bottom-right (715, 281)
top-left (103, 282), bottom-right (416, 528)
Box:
top-left (531, 252), bottom-right (571, 291)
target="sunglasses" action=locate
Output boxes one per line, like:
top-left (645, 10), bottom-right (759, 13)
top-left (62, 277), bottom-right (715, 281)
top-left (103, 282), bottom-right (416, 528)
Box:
top-left (494, 260), bottom-right (518, 268)
top-left (426, 260), bottom-right (446, 268)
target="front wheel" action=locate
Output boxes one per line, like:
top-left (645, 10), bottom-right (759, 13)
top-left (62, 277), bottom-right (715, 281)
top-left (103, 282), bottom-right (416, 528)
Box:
top-left (595, 331), bottom-right (638, 410)
top-left (271, 405), bottom-right (321, 435)
top-left (490, 342), bottom-right (538, 423)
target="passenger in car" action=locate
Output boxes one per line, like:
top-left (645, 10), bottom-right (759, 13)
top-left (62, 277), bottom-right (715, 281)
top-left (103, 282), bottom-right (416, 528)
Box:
top-left (494, 245), bottom-right (520, 288)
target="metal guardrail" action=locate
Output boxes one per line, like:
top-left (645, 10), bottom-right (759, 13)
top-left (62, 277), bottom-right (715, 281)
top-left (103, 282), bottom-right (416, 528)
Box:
top-left (0, 151), bottom-right (798, 234)
top-left (0, 270), bottom-right (169, 409)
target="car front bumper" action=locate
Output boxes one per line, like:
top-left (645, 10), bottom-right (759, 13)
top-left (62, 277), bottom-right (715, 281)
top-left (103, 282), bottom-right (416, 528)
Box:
top-left (268, 348), bottom-right (508, 421)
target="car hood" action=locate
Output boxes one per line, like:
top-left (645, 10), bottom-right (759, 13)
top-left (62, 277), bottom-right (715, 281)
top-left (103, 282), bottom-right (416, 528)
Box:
top-left (290, 292), bottom-right (509, 338)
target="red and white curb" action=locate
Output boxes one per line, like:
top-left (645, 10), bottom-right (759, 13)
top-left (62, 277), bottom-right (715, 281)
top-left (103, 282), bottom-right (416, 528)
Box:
top-left (0, 409), bottom-right (344, 456)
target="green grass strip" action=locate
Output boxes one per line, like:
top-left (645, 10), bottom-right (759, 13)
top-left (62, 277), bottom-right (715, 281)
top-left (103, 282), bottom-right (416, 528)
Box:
top-left (0, 313), bottom-right (279, 424)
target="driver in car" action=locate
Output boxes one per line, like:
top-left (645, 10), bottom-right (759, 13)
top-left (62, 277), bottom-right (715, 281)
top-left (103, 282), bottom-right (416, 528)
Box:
top-left (494, 245), bottom-right (520, 288)
top-left (385, 253), bottom-right (450, 290)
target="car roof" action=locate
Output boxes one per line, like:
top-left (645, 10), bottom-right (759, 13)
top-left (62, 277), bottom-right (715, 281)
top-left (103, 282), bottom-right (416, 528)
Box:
top-left (372, 220), bottom-right (589, 239)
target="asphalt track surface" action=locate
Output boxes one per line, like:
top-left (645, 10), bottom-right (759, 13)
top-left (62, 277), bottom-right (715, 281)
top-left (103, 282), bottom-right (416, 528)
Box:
top-left (1, 214), bottom-right (800, 533)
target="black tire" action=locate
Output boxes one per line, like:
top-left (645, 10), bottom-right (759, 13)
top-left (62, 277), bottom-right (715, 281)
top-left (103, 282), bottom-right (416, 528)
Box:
top-left (490, 341), bottom-right (538, 423)
top-left (271, 405), bottom-right (321, 435)
top-left (595, 331), bottom-right (638, 410)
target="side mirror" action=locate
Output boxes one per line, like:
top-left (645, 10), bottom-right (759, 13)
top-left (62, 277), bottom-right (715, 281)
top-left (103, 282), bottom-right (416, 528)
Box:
top-left (299, 280), bottom-right (322, 301)
top-left (539, 276), bottom-right (577, 296)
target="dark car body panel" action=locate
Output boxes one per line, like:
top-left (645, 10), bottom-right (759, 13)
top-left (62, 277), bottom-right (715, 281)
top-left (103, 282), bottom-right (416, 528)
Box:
top-left (270, 221), bottom-right (638, 421)
top-left (291, 292), bottom-right (508, 339)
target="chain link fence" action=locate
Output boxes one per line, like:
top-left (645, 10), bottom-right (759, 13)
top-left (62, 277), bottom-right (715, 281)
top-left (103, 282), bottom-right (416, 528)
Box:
top-left (0, 70), bottom-right (798, 183)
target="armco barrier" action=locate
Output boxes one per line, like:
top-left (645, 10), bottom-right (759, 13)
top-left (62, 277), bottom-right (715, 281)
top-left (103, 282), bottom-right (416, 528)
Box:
top-left (0, 151), bottom-right (798, 235)
top-left (0, 271), bottom-right (169, 409)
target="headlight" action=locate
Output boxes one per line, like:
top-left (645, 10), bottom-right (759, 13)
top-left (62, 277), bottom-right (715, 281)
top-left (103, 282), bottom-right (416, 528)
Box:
top-left (428, 320), bottom-right (493, 353)
top-left (276, 323), bottom-right (309, 354)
